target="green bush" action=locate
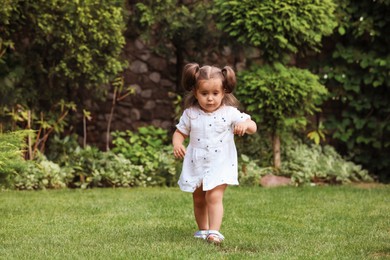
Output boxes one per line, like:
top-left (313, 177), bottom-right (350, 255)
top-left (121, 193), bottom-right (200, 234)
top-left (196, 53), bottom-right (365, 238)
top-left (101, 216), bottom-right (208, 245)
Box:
top-left (112, 126), bottom-right (179, 187)
top-left (0, 131), bottom-right (71, 190)
top-left (238, 154), bottom-right (274, 186)
top-left (64, 147), bottom-right (146, 189)
top-left (236, 134), bottom-right (373, 186)
top-left (237, 64), bottom-right (328, 134)
top-left (13, 155), bottom-right (70, 190)
top-left (213, 0), bottom-right (337, 62)
top-left (50, 142), bottom-right (148, 189)
top-left (13, 129), bottom-right (179, 190)
top-left (33, 134), bottom-right (167, 189)
top-left (235, 132), bottom-right (273, 167)
top-left (282, 141), bottom-right (373, 185)
top-left (0, 0), bottom-right (127, 109)
top-left (318, 1), bottom-right (390, 182)
top-left (0, 130), bottom-right (32, 188)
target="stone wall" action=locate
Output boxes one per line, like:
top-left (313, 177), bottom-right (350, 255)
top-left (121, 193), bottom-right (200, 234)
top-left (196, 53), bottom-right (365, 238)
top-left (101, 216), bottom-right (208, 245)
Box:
top-left (83, 37), bottom-right (177, 149)
top-left (83, 37), bottom-right (257, 149)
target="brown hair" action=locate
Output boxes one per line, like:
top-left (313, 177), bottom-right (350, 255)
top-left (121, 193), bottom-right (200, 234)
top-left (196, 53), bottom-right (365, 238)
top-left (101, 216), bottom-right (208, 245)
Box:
top-left (181, 63), bottom-right (239, 108)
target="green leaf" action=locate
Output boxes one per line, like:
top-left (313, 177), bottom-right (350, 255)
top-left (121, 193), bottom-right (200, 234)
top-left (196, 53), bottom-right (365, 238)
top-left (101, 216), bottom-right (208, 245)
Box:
top-left (338, 26), bottom-right (346, 35)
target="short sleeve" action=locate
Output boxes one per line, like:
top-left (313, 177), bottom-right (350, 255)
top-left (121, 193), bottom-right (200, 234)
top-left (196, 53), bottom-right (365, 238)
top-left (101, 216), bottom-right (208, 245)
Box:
top-left (176, 109), bottom-right (191, 135)
top-left (229, 107), bottom-right (251, 124)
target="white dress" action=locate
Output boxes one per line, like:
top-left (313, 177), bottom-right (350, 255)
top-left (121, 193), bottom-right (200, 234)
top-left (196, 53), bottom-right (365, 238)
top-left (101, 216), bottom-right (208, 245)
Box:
top-left (176, 105), bottom-right (251, 192)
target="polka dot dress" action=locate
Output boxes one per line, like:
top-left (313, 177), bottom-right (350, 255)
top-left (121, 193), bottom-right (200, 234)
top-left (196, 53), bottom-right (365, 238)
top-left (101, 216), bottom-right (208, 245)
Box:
top-left (176, 105), bottom-right (250, 192)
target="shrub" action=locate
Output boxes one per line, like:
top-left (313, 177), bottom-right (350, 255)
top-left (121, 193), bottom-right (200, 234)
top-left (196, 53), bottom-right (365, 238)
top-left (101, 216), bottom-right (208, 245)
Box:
top-left (51, 144), bottom-right (149, 189)
top-left (213, 0), bottom-right (337, 62)
top-left (112, 126), bottom-right (179, 187)
top-left (238, 154), bottom-right (274, 186)
top-left (65, 147), bottom-right (146, 189)
top-left (0, 130), bottom-right (70, 190)
top-left (235, 132), bottom-right (273, 167)
top-left (282, 141), bottom-right (373, 185)
top-left (0, 130), bottom-right (32, 188)
top-left (236, 64), bottom-right (328, 169)
top-left (45, 134), bottom-right (161, 189)
top-left (13, 155), bottom-right (70, 190)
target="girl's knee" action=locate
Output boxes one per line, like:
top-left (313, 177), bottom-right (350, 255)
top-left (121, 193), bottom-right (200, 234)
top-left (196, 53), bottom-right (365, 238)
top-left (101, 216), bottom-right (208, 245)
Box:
top-left (193, 187), bottom-right (207, 207)
top-left (193, 194), bottom-right (206, 207)
top-left (205, 185), bottom-right (227, 204)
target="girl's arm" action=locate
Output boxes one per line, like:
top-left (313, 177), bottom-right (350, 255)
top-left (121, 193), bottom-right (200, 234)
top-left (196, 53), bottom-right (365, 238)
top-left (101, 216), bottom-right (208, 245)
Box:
top-left (234, 119), bottom-right (257, 136)
top-left (172, 130), bottom-right (188, 159)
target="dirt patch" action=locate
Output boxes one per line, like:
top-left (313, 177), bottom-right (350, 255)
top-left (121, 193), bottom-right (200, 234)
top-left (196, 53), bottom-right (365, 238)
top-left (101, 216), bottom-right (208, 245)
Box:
top-left (369, 252), bottom-right (390, 259)
top-left (348, 182), bottom-right (389, 189)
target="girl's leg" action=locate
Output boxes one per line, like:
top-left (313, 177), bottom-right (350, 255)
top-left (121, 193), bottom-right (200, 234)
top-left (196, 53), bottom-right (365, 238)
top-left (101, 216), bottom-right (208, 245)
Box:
top-left (205, 184), bottom-right (227, 231)
top-left (193, 185), bottom-right (209, 230)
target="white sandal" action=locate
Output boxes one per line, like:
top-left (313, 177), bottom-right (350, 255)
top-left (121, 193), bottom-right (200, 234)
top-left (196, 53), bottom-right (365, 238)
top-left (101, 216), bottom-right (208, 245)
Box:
top-left (194, 230), bottom-right (208, 239)
top-left (206, 230), bottom-right (225, 245)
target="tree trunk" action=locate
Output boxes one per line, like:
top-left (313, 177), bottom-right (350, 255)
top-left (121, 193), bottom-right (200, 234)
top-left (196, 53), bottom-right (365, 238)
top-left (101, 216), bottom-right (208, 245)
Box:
top-left (106, 87), bottom-right (117, 151)
top-left (83, 114), bottom-right (87, 149)
top-left (272, 133), bottom-right (281, 170)
top-left (27, 110), bottom-right (33, 160)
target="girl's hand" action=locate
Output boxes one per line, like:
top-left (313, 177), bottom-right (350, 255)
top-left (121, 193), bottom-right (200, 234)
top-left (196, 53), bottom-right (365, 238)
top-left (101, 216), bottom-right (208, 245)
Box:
top-left (173, 144), bottom-right (186, 159)
top-left (234, 119), bottom-right (257, 136)
top-left (234, 121), bottom-right (249, 136)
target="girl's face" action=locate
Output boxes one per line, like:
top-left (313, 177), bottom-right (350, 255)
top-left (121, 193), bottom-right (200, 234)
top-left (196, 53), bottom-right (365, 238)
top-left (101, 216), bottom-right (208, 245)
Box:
top-left (194, 79), bottom-right (225, 113)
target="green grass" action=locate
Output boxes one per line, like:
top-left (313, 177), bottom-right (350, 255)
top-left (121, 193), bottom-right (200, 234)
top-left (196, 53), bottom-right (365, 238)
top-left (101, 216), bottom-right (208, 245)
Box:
top-left (1, 186), bottom-right (389, 259)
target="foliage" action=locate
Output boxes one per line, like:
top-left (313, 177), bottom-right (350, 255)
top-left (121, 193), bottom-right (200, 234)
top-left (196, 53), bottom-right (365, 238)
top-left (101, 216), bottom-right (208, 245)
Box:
top-left (128, 0), bottom-right (221, 91)
top-left (0, 0), bottom-right (128, 125)
top-left (0, 130), bottom-right (32, 187)
top-left (63, 147), bottom-right (147, 189)
top-left (235, 132), bottom-right (273, 167)
top-left (317, 0), bottom-right (390, 181)
top-left (0, 101), bottom-right (77, 158)
top-left (236, 63), bottom-right (328, 135)
top-left (106, 75), bottom-right (137, 151)
top-left (306, 122), bottom-right (326, 145)
top-left (9, 131), bottom-right (176, 190)
top-left (46, 136), bottom-right (149, 189)
top-left (45, 134), bottom-right (81, 163)
top-left (214, 0), bottom-right (335, 169)
top-left (112, 126), bottom-right (178, 187)
top-left (238, 154), bottom-right (274, 186)
top-left (12, 155), bottom-right (70, 190)
top-left (282, 141), bottom-right (373, 185)
top-left (236, 134), bottom-right (373, 186)
top-left (213, 0), bottom-right (337, 63)
top-left (4, 127), bottom-right (180, 190)
top-left (129, 0), bottom-right (217, 59)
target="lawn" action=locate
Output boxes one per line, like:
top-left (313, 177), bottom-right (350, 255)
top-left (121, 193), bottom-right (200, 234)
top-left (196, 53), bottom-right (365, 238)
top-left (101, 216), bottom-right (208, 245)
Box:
top-left (1, 186), bottom-right (389, 259)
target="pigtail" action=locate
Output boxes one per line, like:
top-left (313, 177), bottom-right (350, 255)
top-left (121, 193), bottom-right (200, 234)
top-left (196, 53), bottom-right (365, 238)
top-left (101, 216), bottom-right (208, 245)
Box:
top-left (181, 63), bottom-right (200, 91)
top-left (221, 66), bottom-right (236, 93)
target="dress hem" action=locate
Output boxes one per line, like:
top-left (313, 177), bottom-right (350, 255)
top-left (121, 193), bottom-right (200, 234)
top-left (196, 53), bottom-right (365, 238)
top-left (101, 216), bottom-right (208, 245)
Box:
top-left (178, 182), bottom-right (239, 193)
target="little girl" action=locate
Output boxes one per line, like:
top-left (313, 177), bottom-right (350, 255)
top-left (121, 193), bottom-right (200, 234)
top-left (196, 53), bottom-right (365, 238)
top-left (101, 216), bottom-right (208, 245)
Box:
top-left (172, 63), bottom-right (257, 244)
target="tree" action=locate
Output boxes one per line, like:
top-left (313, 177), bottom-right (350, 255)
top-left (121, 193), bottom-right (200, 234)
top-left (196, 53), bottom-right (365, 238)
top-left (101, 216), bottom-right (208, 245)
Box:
top-left (317, 0), bottom-right (390, 181)
top-left (127, 0), bottom-right (220, 91)
top-left (237, 64), bottom-right (327, 169)
top-left (213, 0), bottom-right (337, 169)
top-left (0, 0), bottom-right (128, 126)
